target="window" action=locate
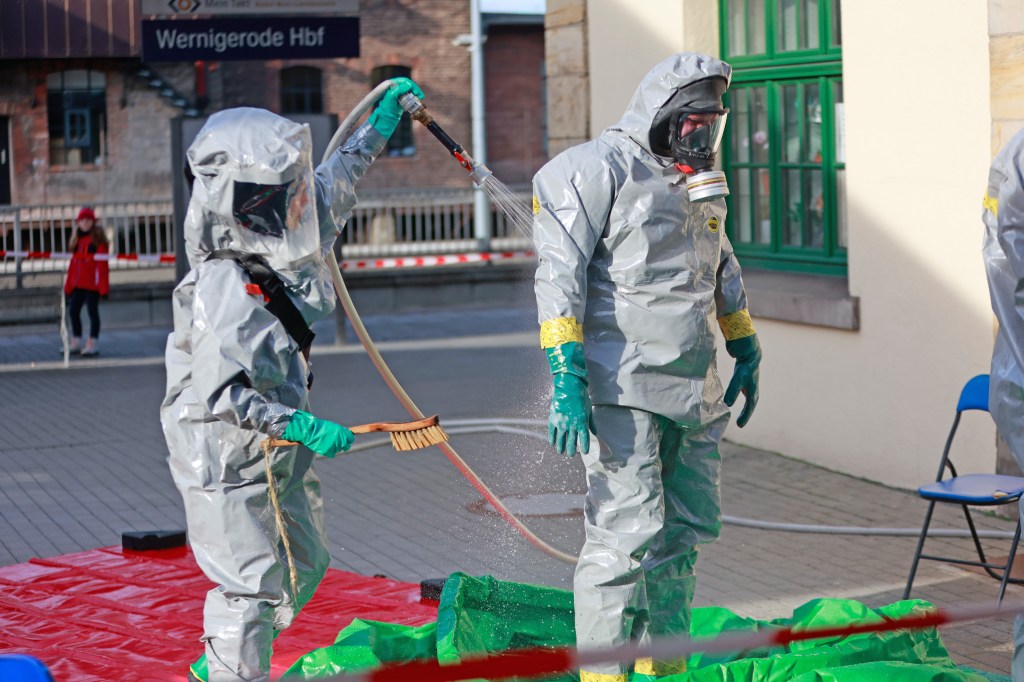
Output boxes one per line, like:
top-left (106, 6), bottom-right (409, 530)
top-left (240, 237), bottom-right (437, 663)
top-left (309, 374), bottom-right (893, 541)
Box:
top-left (280, 66), bottom-right (323, 114)
top-left (370, 65), bottom-right (415, 157)
top-left (721, 0), bottom-right (844, 275)
top-left (47, 70), bottom-right (106, 166)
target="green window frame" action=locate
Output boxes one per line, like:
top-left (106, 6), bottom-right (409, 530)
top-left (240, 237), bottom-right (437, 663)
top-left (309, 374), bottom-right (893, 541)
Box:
top-left (720, 0), bottom-right (845, 275)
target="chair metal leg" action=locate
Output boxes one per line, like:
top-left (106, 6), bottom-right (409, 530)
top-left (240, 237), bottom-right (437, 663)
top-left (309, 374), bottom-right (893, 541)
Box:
top-left (997, 520), bottom-right (1023, 605)
top-left (960, 504), bottom-right (1001, 579)
top-left (905, 501), bottom-right (936, 600)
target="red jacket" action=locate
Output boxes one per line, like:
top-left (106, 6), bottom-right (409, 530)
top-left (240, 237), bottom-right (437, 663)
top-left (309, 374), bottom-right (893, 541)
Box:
top-left (64, 233), bottom-right (110, 296)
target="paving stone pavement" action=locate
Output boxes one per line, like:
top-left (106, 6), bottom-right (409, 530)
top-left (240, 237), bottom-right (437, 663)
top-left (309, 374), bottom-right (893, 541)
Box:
top-left (0, 304), bottom-right (1020, 676)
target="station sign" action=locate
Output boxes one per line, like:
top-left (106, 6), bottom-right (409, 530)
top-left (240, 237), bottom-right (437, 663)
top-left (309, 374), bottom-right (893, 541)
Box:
top-left (140, 0), bottom-right (359, 16)
top-left (141, 16), bottom-right (359, 61)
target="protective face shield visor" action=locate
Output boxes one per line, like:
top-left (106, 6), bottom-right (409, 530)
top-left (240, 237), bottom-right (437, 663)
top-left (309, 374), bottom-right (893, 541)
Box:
top-left (671, 111), bottom-right (728, 170)
top-left (233, 181), bottom-right (292, 238)
top-left (230, 172), bottom-right (312, 239)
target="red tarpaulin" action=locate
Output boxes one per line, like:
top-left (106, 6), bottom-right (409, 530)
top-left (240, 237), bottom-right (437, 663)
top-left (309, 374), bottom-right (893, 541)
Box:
top-left (0, 546), bottom-right (438, 681)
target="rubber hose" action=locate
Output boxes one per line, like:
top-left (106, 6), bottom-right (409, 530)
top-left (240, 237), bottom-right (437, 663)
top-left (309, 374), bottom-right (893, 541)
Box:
top-left (323, 84), bottom-right (578, 565)
top-left (348, 418), bottom-right (1018, 541)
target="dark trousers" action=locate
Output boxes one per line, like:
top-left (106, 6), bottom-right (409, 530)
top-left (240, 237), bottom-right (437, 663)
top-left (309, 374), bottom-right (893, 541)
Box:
top-left (68, 289), bottom-right (100, 339)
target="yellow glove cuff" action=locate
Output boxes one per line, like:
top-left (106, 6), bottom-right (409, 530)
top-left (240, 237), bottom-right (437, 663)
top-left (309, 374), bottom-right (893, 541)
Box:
top-left (540, 316), bottom-right (583, 348)
top-left (718, 309), bottom-right (756, 341)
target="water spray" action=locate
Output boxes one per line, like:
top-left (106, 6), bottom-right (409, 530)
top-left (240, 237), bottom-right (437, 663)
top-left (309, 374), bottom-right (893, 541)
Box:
top-left (399, 92), bottom-right (534, 238)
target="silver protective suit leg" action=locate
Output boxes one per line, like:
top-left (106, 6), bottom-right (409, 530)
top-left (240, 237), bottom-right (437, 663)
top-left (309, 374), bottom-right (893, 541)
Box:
top-left (574, 405), bottom-right (726, 681)
top-left (999, 371), bottom-right (1024, 681)
top-left (1014, 498), bottom-right (1024, 681)
top-left (174, 441), bottom-right (329, 682)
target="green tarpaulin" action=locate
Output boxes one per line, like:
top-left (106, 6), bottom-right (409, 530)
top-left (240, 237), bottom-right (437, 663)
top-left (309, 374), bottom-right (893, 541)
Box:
top-left (283, 573), bottom-right (996, 681)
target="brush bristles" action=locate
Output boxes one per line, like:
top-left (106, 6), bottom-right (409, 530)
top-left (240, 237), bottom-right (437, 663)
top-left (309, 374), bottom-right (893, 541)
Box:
top-left (389, 425), bottom-right (449, 451)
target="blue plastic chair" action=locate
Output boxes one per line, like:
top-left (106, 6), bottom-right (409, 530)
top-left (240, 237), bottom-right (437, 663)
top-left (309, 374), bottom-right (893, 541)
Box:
top-left (904, 374), bottom-right (1024, 604)
top-left (0, 655), bottom-right (54, 682)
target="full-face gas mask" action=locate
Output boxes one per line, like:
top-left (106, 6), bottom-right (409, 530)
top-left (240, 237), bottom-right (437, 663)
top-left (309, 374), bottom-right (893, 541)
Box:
top-left (650, 76), bottom-right (730, 202)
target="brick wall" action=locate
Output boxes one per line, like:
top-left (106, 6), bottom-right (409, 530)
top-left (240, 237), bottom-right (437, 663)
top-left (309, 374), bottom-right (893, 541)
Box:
top-left (484, 24), bottom-right (546, 187)
top-left (211, 0), bottom-right (474, 191)
top-left (0, 0), bottom-right (551, 205)
top-left (0, 59), bottom-right (184, 206)
top-left (0, 64), bottom-right (43, 204)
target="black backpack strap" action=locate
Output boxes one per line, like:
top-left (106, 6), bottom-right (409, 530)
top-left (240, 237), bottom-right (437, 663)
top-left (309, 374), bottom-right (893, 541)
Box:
top-left (207, 250), bottom-right (316, 357)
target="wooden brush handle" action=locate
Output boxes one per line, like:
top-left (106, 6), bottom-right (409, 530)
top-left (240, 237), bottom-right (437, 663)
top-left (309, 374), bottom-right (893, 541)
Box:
top-left (348, 423), bottom-right (383, 435)
top-left (265, 415), bottom-right (440, 447)
top-left (350, 415), bottom-right (438, 434)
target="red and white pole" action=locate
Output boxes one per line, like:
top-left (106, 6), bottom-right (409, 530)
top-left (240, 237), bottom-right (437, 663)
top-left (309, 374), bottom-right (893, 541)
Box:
top-left (330, 601), bottom-right (1024, 682)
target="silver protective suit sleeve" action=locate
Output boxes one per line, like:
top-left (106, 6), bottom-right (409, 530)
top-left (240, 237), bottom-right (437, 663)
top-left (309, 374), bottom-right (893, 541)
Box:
top-left (161, 108), bottom-right (385, 682)
top-left (985, 129), bottom-right (1024, 682)
top-left (532, 53), bottom-right (745, 680)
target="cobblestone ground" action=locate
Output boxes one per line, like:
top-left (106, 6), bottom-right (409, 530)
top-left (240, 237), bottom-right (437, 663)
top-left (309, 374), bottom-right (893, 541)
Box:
top-left (0, 306), bottom-right (1018, 676)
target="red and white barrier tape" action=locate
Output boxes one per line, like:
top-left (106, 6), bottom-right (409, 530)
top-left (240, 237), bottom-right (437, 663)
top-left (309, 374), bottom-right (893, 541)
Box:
top-left (340, 250), bottom-right (534, 270)
top-left (0, 251), bottom-right (176, 263)
top-left (332, 601), bottom-right (1024, 682)
top-left (0, 250), bottom-right (535, 271)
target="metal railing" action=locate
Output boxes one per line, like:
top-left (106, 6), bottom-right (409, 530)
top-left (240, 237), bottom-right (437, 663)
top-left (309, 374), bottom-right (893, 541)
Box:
top-left (0, 186), bottom-right (533, 289)
top-left (343, 185), bottom-right (531, 255)
top-left (0, 200), bottom-right (175, 287)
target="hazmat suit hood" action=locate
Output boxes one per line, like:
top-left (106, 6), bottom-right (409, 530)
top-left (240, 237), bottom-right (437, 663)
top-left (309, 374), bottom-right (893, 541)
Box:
top-left (609, 52), bottom-right (732, 165)
top-left (184, 107), bottom-right (333, 319)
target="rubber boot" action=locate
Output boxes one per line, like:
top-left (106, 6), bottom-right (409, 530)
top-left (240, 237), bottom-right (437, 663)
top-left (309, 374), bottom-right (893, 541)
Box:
top-left (186, 654), bottom-right (207, 682)
top-left (633, 657), bottom-right (658, 680)
top-left (633, 657), bottom-right (686, 679)
top-left (188, 629), bottom-right (280, 680)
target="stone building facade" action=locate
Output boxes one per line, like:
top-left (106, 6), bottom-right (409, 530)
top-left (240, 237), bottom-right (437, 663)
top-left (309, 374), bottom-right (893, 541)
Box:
top-left (543, 0), bottom-right (588, 157)
top-left (540, 0), bottom-right (1024, 489)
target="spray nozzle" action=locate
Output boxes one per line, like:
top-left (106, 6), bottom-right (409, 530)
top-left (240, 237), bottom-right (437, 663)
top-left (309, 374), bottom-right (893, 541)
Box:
top-left (466, 156), bottom-right (493, 186)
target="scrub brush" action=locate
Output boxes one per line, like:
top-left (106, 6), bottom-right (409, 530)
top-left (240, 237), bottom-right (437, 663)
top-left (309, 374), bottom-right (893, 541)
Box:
top-left (266, 415), bottom-right (449, 453)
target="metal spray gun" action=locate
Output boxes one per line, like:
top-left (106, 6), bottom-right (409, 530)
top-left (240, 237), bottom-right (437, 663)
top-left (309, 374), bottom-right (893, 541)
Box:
top-left (398, 93), bottom-right (493, 187)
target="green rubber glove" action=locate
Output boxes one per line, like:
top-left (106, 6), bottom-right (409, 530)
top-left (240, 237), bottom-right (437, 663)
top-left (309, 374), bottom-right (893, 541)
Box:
top-left (282, 410), bottom-right (354, 458)
top-left (545, 342), bottom-right (594, 457)
top-left (724, 334), bottom-right (762, 428)
top-left (368, 77), bottom-right (425, 139)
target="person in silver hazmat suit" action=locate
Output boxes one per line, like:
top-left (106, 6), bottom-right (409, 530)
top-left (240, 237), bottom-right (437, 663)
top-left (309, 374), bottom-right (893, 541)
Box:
top-left (983, 129), bottom-right (1024, 682)
top-left (161, 78), bottom-right (423, 682)
top-left (532, 53), bottom-right (762, 681)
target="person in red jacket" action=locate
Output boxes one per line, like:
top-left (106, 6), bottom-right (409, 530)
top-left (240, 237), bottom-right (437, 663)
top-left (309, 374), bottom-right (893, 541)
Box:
top-left (62, 207), bottom-right (109, 356)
